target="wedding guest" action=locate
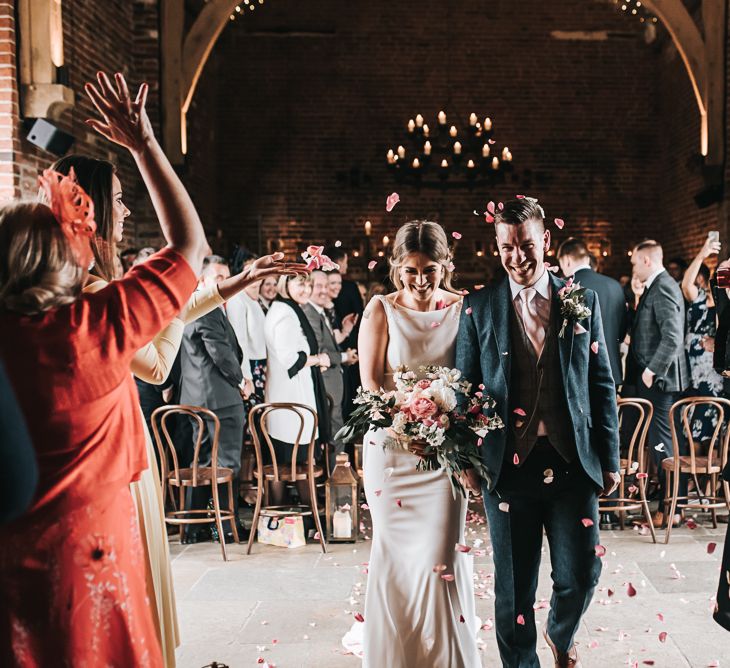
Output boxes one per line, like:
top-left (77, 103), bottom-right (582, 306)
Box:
top-left (680, 236), bottom-right (724, 444)
top-left (120, 246), bottom-right (138, 272)
top-left (456, 198), bottom-right (619, 667)
top-left (630, 240), bottom-right (690, 527)
top-left (259, 275), bottom-right (278, 313)
top-left (0, 360), bottom-right (36, 524)
top-left (558, 237), bottom-right (627, 387)
top-left (667, 256), bottom-right (688, 283)
top-left (357, 281), bottom-right (368, 305)
top-left (366, 281), bottom-right (388, 303)
top-left (0, 72), bottom-right (207, 667)
top-left (326, 246), bottom-right (363, 418)
top-left (179, 256), bottom-right (248, 543)
top-left (326, 269), bottom-right (343, 329)
top-left (264, 274), bottom-right (331, 505)
top-left (303, 271), bottom-right (358, 461)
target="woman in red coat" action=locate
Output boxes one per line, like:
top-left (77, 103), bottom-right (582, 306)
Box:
top-left (0, 72), bottom-right (209, 667)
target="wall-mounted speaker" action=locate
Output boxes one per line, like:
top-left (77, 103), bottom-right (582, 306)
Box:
top-left (25, 118), bottom-right (74, 156)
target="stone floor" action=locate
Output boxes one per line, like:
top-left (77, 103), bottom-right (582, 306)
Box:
top-left (171, 503), bottom-right (729, 668)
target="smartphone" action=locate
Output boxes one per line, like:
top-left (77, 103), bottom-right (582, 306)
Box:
top-left (709, 231), bottom-right (720, 243)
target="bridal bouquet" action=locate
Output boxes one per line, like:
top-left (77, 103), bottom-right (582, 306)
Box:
top-left (336, 365), bottom-right (504, 497)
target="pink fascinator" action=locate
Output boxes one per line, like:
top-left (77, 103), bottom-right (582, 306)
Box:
top-left (301, 245), bottom-right (340, 271)
top-left (38, 167), bottom-right (96, 268)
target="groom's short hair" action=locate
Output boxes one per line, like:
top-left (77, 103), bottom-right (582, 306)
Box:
top-left (494, 198), bottom-right (545, 229)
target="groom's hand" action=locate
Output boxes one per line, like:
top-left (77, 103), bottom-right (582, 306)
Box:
top-left (600, 470), bottom-right (621, 497)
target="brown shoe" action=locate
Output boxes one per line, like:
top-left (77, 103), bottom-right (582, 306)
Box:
top-left (543, 629), bottom-right (581, 668)
top-left (651, 511), bottom-right (681, 528)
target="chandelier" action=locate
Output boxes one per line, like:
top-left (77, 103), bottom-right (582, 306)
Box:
top-left (386, 111), bottom-right (514, 188)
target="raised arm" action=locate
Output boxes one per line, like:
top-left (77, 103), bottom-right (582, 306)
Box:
top-left (85, 72), bottom-right (208, 276)
top-left (682, 236), bottom-right (721, 303)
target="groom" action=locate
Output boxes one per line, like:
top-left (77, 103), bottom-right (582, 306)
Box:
top-left (456, 198), bottom-right (620, 668)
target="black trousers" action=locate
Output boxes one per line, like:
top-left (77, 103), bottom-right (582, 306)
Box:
top-left (483, 440), bottom-right (602, 668)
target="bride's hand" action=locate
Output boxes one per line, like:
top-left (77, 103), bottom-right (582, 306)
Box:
top-left (460, 468), bottom-right (482, 496)
top-left (408, 439), bottom-right (433, 458)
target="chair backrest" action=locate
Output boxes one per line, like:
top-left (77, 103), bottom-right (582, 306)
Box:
top-left (248, 402), bottom-right (318, 483)
top-left (151, 404), bottom-right (221, 489)
top-left (668, 396), bottom-right (730, 471)
top-left (617, 398), bottom-right (654, 475)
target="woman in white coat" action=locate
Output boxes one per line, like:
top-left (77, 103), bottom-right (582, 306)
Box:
top-left (264, 273), bottom-right (331, 504)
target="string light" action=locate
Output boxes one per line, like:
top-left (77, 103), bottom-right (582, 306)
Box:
top-left (229, 0), bottom-right (267, 22)
top-left (614, 0), bottom-right (658, 26)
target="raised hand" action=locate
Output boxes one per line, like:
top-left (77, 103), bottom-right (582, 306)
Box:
top-left (84, 72), bottom-right (153, 154)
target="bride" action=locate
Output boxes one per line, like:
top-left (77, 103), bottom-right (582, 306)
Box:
top-left (357, 221), bottom-right (481, 667)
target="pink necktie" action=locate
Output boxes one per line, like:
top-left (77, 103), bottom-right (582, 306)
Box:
top-left (520, 287), bottom-right (545, 356)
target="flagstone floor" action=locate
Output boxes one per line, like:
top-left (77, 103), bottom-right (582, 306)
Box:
top-left (172, 503), bottom-right (729, 668)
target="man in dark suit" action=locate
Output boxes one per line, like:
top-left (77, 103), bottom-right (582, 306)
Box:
top-left (629, 240), bottom-right (689, 528)
top-left (180, 256), bottom-right (247, 542)
top-left (303, 270), bottom-right (358, 465)
top-left (326, 246), bottom-right (364, 419)
top-left (456, 198), bottom-right (619, 668)
top-left (557, 238), bottom-right (627, 387)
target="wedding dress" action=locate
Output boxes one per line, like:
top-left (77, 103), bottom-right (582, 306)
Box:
top-left (360, 294), bottom-right (480, 668)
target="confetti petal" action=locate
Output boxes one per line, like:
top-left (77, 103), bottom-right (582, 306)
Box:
top-left (487, 201), bottom-right (496, 214)
top-left (658, 631), bottom-right (667, 643)
top-left (374, 489), bottom-right (382, 496)
top-left (686, 518), bottom-right (698, 529)
top-left (657, 613), bottom-right (664, 622)
top-left (433, 563), bottom-right (447, 573)
top-left (498, 202), bottom-right (504, 211)
top-left (430, 322), bottom-right (441, 329)
top-left (455, 543), bottom-right (472, 553)
top-left (386, 192), bottom-right (400, 212)
top-left (459, 614), bottom-right (465, 623)
top-left (395, 498), bottom-right (403, 508)
top-left (627, 582), bottom-right (637, 597)
top-left (595, 544), bottom-right (607, 557)
top-left (543, 476), bottom-right (554, 484)
top-left (513, 408), bottom-right (527, 417)
top-left (516, 614), bottom-right (525, 625)
top-left (441, 574), bottom-right (455, 582)
top-left (554, 218), bottom-right (565, 229)
top-left (485, 213), bottom-right (495, 224)
top-left (368, 260), bottom-right (377, 270)
top-left (335, 240), bottom-right (342, 247)
top-left (708, 542), bottom-right (717, 554)
top-left (513, 453), bottom-right (520, 465)
top-left (452, 231), bottom-right (462, 240)
top-left (498, 502), bottom-right (510, 512)
top-left (466, 307), bottom-right (473, 315)
top-left (516, 194), bottom-right (525, 199)
top-left (581, 518), bottom-right (594, 528)
top-left (354, 612), bottom-right (365, 623)
top-left (591, 341), bottom-right (599, 354)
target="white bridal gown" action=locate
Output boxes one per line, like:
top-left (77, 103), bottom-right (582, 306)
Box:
top-left (361, 294), bottom-right (480, 668)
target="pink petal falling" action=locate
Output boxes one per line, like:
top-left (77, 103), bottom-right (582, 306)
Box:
top-left (657, 612), bottom-right (664, 622)
top-left (455, 543), bottom-right (472, 553)
top-left (516, 194), bottom-right (525, 199)
top-left (466, 307), bottom-right (473, 315)
top-left (591, 341), bottom-right (599, 354)
top-left (498, 202), bottom-right (504, 211)
top-left (368, 260), bottom-right (377, 270)
top-left (485, 213), bottom-right (495, 224)
top-left (386, 192), bottom-right (400, 212)
top-left (513, 453), bottom-right (520, 465)
top-left (487, 201), bottom-right (496, 214)
top-left (627, 582), bottom-right (637, 597)
top-left (513, 408), bottom-right (527, 417)
top-left (374, 489), bottom-right (382, 496)
top-left (686, 518), bottom-right (698, 529)
top-left (498, 502), bottom-right (510, 512)
top-left (488, 138), bottom-right (496, 144)
top-left (447, 261), bottom-right (456, 272)
top-left (433, 563), bottom-right (447, 573)
top-left (474, 284), bottom-right (485, 291)
top-left (459, 614), bottom-right (465, 623)
top-left (395, 498), bottom-right (403, 508)
top-left (658, 631), bottom-right (667, 643)
top-left (430, 322), bottom-right (441, 329)
top-left (516, 614), bottom-right (525, 626)
top-left (581, 518), bottom-right (594, 528)
top-left (452, 231), bottom-right (462, 240)
top-left (554, 218), bottom-right (565, 229)
top-left (301, 245), bottom-right (340, 271)
top-left (708, 542), bottom-right (717, 554)
top-left (441, 574), bottom-right (456, 582)
top-left (354, 612), bottom-right (365, 623)
top-left (595, 544), bottom-right (607, 557)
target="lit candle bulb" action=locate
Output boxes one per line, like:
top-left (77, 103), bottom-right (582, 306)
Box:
top-left (449, 125), bottom-right (457, 138)
top-left (383, 235), bottom-right (390, 245)
top-left (423, 141), bottom-right (432, 155)
top-left (482, 144), bottom-right (490, 158)
top-left (467, 159), bottom-right (475, 169)
top-left (408, 119), bottom-right (415, 133)
top-left (484, 117), bottom-right (493, 131)
top-left (387, 149), bottom-right (395, 164)
top-left (491, 156), bottom-right (500, 170)
top-left (502, 146), bottom-right (510, 160)
top-left (469, 112), bottom-right (477, 126)
top-left (440, 159), bottom-right (449, 168)
top-left (453, 141), bottom-right (462, 155)
top-left (504, 150), bottom-right (513, 162)
top-left (397, 145), bottom-right (406, 159)
top-left (423, 124), bottom-right (430, 137)
top-left (364, 220), bottom-right (372, 236)
top-left (438, 110), bottom-right (447, 125)
top-left (412, 158), bottom-right (420, 169)
top-left (415, 114), bottom-right (424, 127)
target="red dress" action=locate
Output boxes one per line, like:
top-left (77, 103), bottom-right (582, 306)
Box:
top-left (0, 248), bottom-right (197, 668)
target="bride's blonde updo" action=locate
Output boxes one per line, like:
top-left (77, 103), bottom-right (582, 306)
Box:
top-left (388, 220), bottom-right (455, 292)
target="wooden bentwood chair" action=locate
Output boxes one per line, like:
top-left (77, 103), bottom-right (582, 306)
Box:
top-left (662, 397), bottom-right (730, 544)
top-left (151, 405), bottom-right (239, 561)
top-left (599, 398), bottom-right (656, 542)
top-left (247, 402), bottom-right (327, 554)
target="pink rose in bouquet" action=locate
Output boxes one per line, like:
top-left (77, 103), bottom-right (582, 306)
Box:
top-left (410, 396), bottom-right (439, 421)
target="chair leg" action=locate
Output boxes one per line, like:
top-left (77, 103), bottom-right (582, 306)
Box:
top-left (247, 479), bottom-right (264, 556)
top-left (178, 486), bottom-right (185, 543)
top-left (228, 480), bottom-right (240, 544)
top-left (638, 473), bottom-right (657, 544)
top-left (309, 474), bottom-right (326, 554)
top-left (664, 467), bottom-right (681, 545)
top-left (211, 483), bottom-right (228, 561)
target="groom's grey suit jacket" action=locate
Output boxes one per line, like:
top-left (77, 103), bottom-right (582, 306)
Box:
top-left (455, 273), bottom-right (619, 491)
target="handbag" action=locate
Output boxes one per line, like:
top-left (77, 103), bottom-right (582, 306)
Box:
top-left (256, 508), bottom-right (307, 548)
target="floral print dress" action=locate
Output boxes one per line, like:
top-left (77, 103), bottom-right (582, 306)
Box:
top-left (685, 288), bottom-right (724, 442)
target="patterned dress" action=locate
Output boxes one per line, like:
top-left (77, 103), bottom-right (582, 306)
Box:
top-left (0, 249), bottom-right (196, 667)
top-left (685, 288), bottom-right (724, 442)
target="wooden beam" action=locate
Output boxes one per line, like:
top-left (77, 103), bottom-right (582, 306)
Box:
top-left (160, 0), bottom-right (184, 164)
top-left (181, 0), bottom-right (239, 115)
top-left (702, 0), bottom-right (726, 167)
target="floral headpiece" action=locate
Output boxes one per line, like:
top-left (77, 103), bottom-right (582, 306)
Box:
top-left (38, 167), bottom-right (96, 268)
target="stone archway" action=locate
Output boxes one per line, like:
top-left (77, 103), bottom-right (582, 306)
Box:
top-left (161, 0), bottom-right (726, 168)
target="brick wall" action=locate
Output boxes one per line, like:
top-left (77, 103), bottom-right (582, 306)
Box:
top-left (0, 1), bottom-right (19, 202)
top-left (186, 0), bottom-right (671, 282)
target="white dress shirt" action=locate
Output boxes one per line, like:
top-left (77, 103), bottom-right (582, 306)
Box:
top-left (645, 267), bottom-right (665, 290)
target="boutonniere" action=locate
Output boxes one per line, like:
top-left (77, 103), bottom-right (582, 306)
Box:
top-left (557, 278), bottom-right (592, 338)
